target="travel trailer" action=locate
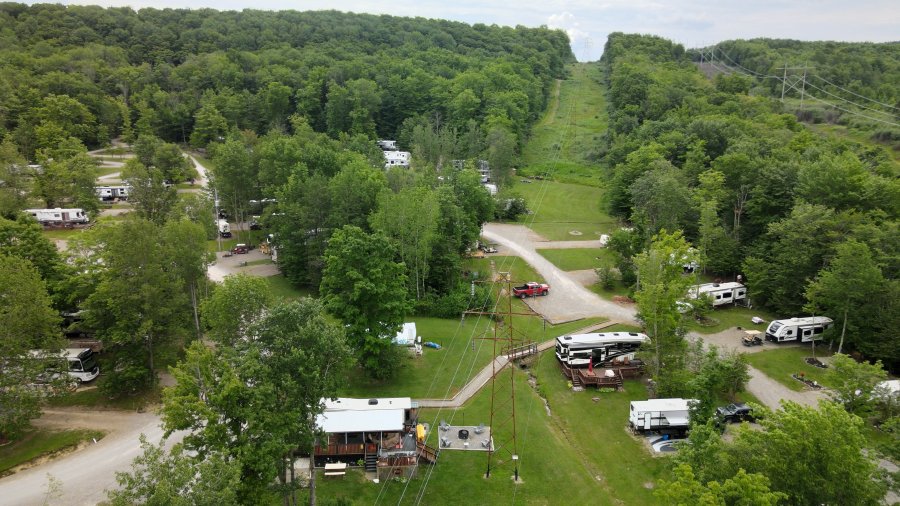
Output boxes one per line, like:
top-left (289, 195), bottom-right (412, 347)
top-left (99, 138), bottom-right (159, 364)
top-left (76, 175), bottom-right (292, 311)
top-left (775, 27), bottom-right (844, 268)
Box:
top-left (765, 317), bottom-right (833, 343)
top-left (95, 185), bottom-right (131, 201)
top-left (24, 208), bottom-right (88, 225)
top-left (628, 398), bottom-right (696, 435)
top-left (688, 282), bottom-right (748, 307)
top-left (217, 219), bottom-right (232, 238)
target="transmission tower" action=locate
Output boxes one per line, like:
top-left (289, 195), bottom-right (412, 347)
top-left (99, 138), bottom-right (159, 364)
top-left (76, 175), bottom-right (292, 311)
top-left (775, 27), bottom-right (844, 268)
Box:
top-left (466, 273), bottom-right (542, 481)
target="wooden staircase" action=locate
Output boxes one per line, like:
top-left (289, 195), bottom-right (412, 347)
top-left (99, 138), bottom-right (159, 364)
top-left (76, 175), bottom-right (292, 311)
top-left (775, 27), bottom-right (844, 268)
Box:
top-left (572, 371), bottom-right (584, 391)
top-left (416, 442), bottom-right (438, 464)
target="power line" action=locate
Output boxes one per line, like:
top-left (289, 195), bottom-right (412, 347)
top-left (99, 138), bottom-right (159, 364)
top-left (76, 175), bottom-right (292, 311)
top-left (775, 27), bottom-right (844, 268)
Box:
top-left (802, 80), bottom-right (897, 119)
top-left (812, 74), bottom-right (900, 111)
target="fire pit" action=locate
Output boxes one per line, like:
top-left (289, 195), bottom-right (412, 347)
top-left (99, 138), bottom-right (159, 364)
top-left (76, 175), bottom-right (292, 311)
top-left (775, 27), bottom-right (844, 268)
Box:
top-left (458, 429), bottom-right (469, 440)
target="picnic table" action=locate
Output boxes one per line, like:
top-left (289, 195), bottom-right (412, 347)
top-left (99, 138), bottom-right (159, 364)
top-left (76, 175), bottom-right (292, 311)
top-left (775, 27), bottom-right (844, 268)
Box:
top-left (324, 462), bottom-right (347, 477)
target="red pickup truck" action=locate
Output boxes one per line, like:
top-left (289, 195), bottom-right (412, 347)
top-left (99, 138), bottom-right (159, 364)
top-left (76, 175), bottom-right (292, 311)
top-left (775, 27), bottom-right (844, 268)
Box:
top-left (513, 282), bottom-right (550, 298)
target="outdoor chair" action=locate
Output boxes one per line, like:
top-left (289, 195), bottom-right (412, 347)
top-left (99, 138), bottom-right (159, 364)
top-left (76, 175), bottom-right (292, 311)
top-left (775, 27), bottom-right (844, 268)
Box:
top-left (474, 423), bottom-right (485, 434)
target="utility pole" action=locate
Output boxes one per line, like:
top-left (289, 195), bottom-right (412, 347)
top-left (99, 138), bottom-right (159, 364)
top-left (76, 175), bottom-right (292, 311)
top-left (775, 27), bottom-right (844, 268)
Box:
top-left (799, 62), bottom-right (808, 110)
top-left (780, 62), bottom-right (788, 102)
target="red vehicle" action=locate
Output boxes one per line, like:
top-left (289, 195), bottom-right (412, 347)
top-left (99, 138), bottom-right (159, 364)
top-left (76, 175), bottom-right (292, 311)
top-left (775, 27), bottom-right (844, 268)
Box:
top-left (512, 282), bottom-right (550, 298)
top-left (231, 243), bottom-right (249, 254)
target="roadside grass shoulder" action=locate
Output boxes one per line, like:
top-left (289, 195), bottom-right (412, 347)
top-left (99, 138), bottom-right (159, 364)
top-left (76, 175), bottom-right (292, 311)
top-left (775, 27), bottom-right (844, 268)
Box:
top-left (744, 347), bottom-right (834, 392)
top-left (0, 429), bottom-right (105, 475)
top-left (538, 247), bottom-right (616, 271)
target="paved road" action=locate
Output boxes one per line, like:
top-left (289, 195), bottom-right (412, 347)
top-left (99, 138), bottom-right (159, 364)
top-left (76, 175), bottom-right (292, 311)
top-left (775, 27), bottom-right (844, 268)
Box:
top-left (483, 223), bottom-right (637, 324)
top-left (0, 408), bottom-right (175, 506)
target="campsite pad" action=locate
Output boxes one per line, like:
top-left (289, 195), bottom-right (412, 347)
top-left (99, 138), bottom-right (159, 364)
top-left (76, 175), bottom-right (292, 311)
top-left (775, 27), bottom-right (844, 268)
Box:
top-left (437, 425), bottom-right (494, 451)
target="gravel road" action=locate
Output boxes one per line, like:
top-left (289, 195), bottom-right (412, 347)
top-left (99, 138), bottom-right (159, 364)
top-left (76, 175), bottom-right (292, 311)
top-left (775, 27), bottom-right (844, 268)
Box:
top-left (483, 223), bottom-right (637, 324)
top-left (0, 408), bottom-right (176, 506)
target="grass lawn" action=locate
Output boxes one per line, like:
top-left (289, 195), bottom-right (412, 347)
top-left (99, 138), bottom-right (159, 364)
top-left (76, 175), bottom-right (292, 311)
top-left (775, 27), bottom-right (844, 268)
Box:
top-left (589, 278), bottom-right (632, 301)
top-left (685, 306), bottom-right (779, 335)
top-left (463, 255), bottom-right (543, 285)
top-left (95, 166), bottom-right (123, 177)
top-left (538, 247), bottom-right (616, 271)
top-left (512, 180), bottom-right (619, 241)
top-left (314, 357), bottom-right (663, 505)
top-left (262, 275), bottom-right (313, 300)
top-left (744, 347), bottom-right (834, 392)
top-left (42, 228), bottom-right (90, 241)
top-left (520, 63), bottom-right (608, 184)
top-left (0, 429), bottom-right (105, 475)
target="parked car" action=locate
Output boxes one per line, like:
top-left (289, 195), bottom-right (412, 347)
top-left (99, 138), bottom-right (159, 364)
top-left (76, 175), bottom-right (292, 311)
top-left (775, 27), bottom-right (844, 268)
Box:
top-left (716, 403), bottom-right (754, 423)
top-left (232, 244), bottom-right (249, 254)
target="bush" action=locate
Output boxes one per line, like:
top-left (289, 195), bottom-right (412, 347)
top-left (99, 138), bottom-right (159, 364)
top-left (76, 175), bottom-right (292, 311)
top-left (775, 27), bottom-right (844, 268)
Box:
top-left (100, 360), bottom-right (152, 399)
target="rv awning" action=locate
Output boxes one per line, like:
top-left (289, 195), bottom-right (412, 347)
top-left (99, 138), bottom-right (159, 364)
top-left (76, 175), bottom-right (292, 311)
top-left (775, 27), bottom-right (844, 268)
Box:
top-left (316, 409), bottom-right (405, 433)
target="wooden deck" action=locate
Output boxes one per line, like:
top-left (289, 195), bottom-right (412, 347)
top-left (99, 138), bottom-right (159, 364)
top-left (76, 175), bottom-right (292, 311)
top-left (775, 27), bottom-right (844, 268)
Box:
top-left (559, 360), bottom-right (644, 391)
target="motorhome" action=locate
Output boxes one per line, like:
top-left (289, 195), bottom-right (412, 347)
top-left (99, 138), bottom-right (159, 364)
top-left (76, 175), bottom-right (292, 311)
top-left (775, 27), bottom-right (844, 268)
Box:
top-left (217, 219), bottom-right (232, 238)
top-left (688, 282), bottom-right (748, 307)
top-left (555, 332), bottom-right (649, 368)
top-left (95, 185), bottom-right (131, 201)
top-left (765, 317), bottom-right (833, 343)
top-left (29, 348), bottom-right (100, 384)
top-left (628, 398), bottom-right (696, 435)
top-left (24, 208), bottom-right (89, 225)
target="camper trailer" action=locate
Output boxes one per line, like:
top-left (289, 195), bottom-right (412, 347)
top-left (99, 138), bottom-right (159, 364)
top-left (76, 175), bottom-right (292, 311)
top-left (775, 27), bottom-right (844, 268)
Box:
top-left (688, 282), bottom-right (748, 307)
top-left (217, 219), bottom-right (232, 238)
top-left (24, 208), bottom-right (89, 225)
top-left (629, 398), bottom-right (696, 435)
top-left (555, 332), bottom-right (649, 368)
top-left (95, 185), bottom-right (131, 201)
top-left (765, 317), bottom-right (833, 343)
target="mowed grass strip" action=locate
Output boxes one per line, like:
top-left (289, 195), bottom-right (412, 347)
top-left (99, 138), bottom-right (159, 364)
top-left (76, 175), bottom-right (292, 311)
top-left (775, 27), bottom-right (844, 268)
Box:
top-left (685, 306), bottom-right (779, 335)
top-left (513, 180), bottom-right (618, 241)
top-left (538, 247), bottom-right (615, 271)
top-left (0, 429), bottom-right (105, 474)
top-left (744, 347), bottom-right (834, 392)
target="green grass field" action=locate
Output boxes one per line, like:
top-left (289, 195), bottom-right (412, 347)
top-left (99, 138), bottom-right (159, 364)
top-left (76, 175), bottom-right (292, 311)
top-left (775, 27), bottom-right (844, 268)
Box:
top-left (538, 247), bottom-right (616, 271)
top-left (263, 275), bottom-right (313, 300)
top-left (512, 180), bottom-right (619, 241)
top-left (744, 347), bottom-right (834, 392)
top-left (0, 429), bottom-right (105, 474)
top-left (521, 63), bottom-right (608, 184)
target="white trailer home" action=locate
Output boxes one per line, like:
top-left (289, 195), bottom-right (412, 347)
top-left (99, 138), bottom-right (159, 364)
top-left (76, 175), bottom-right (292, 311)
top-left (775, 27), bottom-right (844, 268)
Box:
top-left (24, 208), bottom-right (89, 225)
top-left (96, 185), bottom-right (131, 201)
top-left (688, 282), bottom-right (748, 307)
top-left (556, 332), bottom-right (649, 368)
top-left (765, 317), bottom-right (833, 343)
top-left (384, 150), bottom-right (411, 168)
top-left (629, 398), bottom-right (696, 435)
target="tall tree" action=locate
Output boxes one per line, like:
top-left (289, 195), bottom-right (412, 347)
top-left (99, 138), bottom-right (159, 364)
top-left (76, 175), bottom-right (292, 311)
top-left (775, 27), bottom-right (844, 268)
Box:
top-left (320, 225), bottom-right (410, 379)
top-left (805, 240), bottom-right (887, 354)
top-left (826, 353), bottom-right (889, 417)
top-left (163, 298), bottom-right (348, 501)
top-left (200, 274), bottom-right (274, 346)
top-left (634, 230), bottom-right (696, 396)
top-left (122, 160), bottom-right (178, 225)
top-left (0, 254), bottom-right (63, 439)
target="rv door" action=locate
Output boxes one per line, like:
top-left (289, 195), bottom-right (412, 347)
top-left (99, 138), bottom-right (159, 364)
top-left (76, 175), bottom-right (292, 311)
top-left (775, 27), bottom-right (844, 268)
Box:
top-left (643, 413), bottom-right (651, 430)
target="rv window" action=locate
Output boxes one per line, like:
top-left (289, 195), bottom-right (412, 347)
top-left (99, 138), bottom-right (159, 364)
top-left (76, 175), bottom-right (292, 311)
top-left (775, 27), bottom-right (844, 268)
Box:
top-left (813, 328), bottom-right (823, 334)
top-left (803, 329), bottom-right (811, 336)
top-left (716, 295), bottom-right (721, 300)
top-left (738, 291), bottom-right (745, 296)
top-left (722, 293), bottom-right (732, 298)
top-left (786, 330), bottom-right (793, 335)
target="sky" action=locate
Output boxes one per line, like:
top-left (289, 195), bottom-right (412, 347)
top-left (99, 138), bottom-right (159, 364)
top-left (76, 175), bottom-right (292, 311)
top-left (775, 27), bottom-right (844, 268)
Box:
top-left (56, 0), bottom-right (900, 61)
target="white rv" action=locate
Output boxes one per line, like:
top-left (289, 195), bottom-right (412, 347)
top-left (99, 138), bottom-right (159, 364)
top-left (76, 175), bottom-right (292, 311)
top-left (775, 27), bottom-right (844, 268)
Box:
top-left (217, 219), bottom-right (232, 238)
top-left (29, 348), bottom-right (100, 384)
top-left (555, 332), bottom-right (649, 368)
top-left (377, 140), bottom-right (398, 151)
top-left (383, 150), bottom-right (411, 168)
top-left (629, 398), bottom-right (696, 435)
top-left (95, 185), bottom-right (131, 201)
top-left (688, 282), bottom-right (747, 307)
top-left (24, 208), bottom-right (89, 225)
top-left (765, 317), bottom-right (833, 343)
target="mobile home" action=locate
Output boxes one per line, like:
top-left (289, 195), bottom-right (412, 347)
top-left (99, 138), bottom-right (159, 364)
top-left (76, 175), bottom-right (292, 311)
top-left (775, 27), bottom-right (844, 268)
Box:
top-left (688, 282), bottom-right (747, 307)
top-left (628, 398), bottom-right (696, 435)
top-left (765, 317), bottom-right (833, 343)
top-left (24, 208), bottom-right (89, 225)
top-left (555, 332), bottom-right (649, 368)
